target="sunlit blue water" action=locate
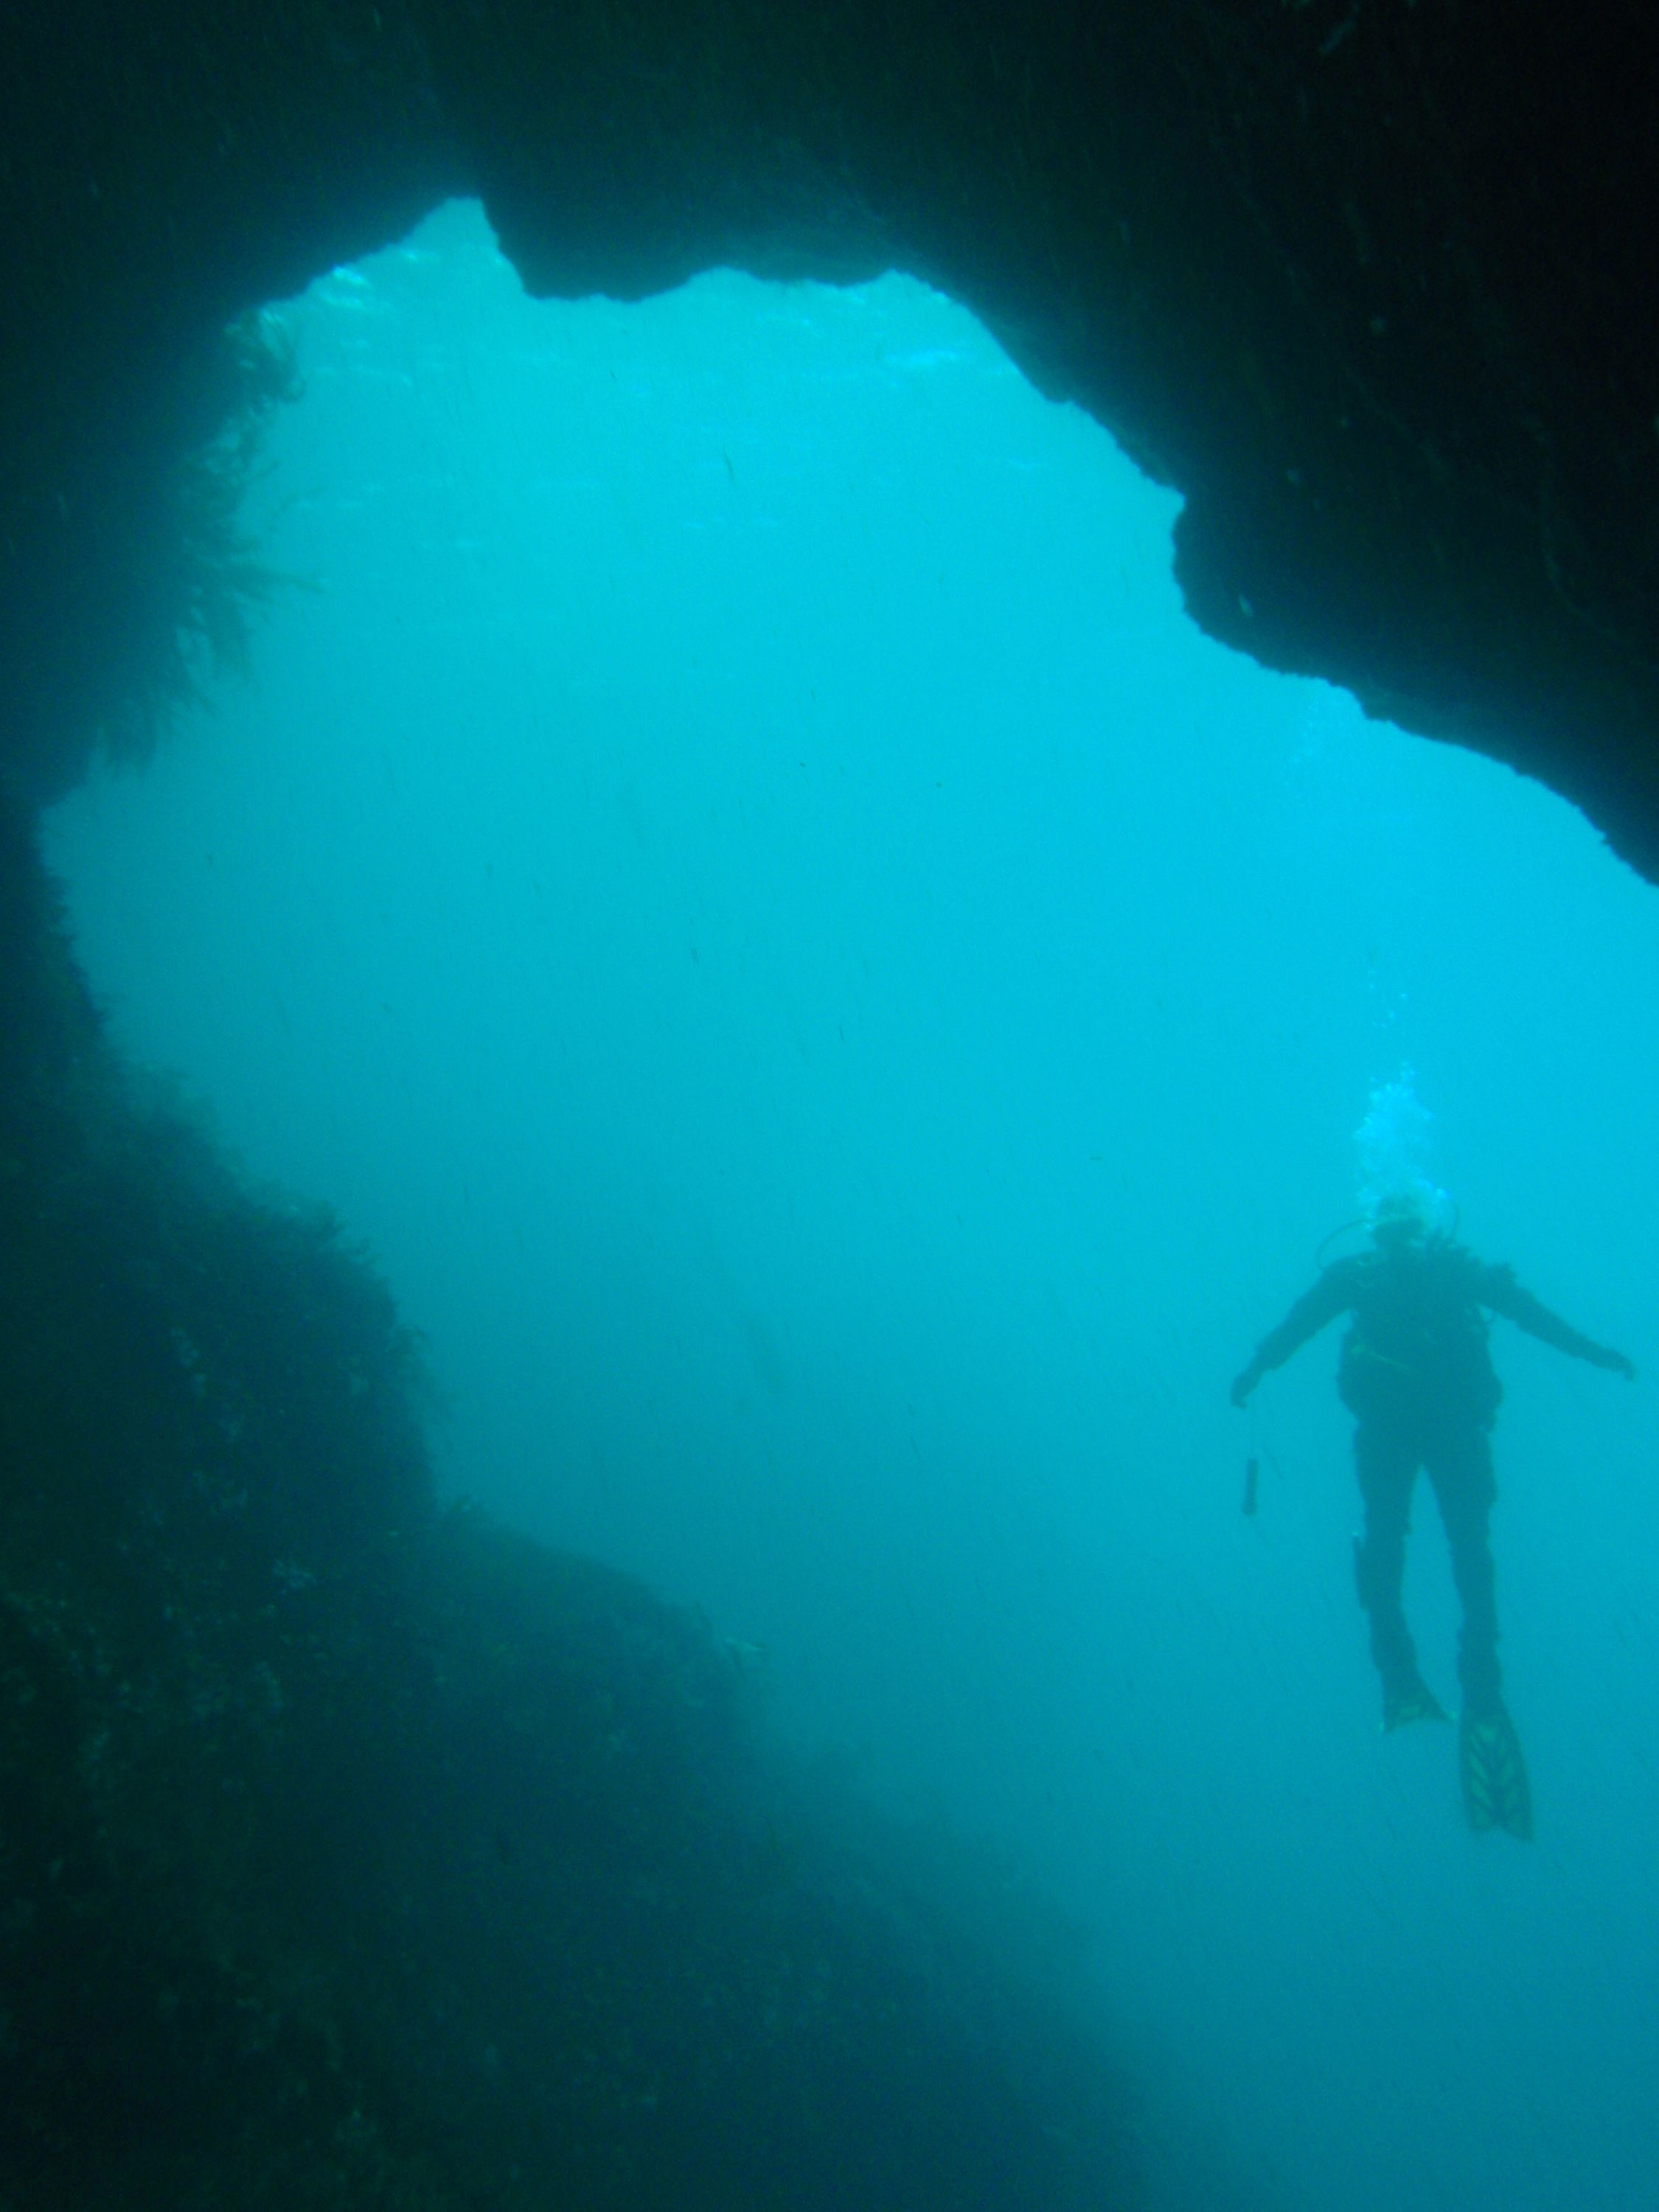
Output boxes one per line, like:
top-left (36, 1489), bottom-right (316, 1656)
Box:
top-left (47, 201), bottom-right (1659, 2212)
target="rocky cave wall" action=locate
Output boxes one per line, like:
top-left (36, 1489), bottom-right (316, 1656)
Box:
top-left (3, 1), bottom-right (1658, 864)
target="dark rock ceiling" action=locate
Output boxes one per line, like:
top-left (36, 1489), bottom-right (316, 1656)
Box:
top-left (4, 1), bottom-right (1658, 872)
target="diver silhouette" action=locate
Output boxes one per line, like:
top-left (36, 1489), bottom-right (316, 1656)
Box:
top-left (1231, 1190), bottom-right (1634, 1838)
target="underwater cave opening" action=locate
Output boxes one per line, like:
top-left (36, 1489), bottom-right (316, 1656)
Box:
top-left (41, 198), bottom-right (1659, 2212)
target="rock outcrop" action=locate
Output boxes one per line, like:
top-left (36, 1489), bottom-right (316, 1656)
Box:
top-left (3, 4), bottom-right (1658, 865)
top-left (0, 803), bottom-right (1128, 2210)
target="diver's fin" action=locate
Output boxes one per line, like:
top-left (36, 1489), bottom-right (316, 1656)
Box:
top-left (1382, 1673), bottom-right (1449, 1733)
top-left (1459, 1706), bottom-right (1534, 1840)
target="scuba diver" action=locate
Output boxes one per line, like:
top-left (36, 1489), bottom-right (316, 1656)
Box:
top-left (1231, 1189), bottom-right (1634, 1839)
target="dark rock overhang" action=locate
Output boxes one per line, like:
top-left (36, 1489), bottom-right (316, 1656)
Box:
top-left (4, 1), bottom-right (1658, 872)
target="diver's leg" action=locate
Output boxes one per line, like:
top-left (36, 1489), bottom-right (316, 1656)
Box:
top-left (1352, 1423), bottom-right (1432, 1723)
top-left (1429, 1427), bottom-right (1533, 1836)
top-left (1426, 1427), bottom-right (1503, 1717)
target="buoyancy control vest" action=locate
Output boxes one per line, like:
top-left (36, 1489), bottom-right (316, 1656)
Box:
top-left (1336, 1237), bottom-right (1503, 1428)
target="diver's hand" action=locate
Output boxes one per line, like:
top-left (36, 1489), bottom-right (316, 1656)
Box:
top-left (1229, 1369), bottom-right (1256, 1411)
top-left (1591, 1345), bottom-right (1636, 1380)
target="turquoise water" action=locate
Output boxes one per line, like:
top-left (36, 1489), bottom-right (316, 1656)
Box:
top-left (48, 201), bottom-right (1659, 2211)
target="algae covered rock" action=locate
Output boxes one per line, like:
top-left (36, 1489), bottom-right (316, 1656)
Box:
top-left (0, 805), bottom-right (1130, 2210)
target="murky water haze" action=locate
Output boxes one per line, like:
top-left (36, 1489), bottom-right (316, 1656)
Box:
top-left (49, 202), bottom-right (1659, 2212)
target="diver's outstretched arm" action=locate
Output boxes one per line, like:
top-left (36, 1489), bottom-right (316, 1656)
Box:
top-left (1231, 1262), bottom-right (1357, 1407)
top-left (1481, 1263), bottom-right (1635, 1380)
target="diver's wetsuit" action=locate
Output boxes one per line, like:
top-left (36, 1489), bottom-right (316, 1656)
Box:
top-left (1234, 1236), bottom-right (1630, 1720)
